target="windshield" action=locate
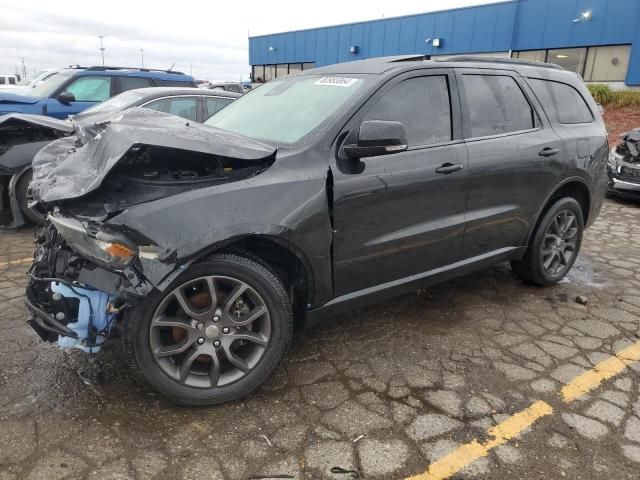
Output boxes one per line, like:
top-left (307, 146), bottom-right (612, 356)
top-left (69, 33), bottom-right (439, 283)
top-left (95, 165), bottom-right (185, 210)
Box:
top-left (30, 72), bottom-right (72, 97)
top-left (205, 75), bottom-right (369, 144)
top-left (80, 90), bottom-right (146, 114)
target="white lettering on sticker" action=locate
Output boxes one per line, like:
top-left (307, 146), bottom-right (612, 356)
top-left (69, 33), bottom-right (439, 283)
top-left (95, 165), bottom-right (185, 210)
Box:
top-left (314, 77), bottom-right (359, 87)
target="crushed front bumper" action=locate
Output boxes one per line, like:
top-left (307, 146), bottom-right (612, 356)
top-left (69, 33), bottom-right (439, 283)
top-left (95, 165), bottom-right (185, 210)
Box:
top-left (25, 226), bottom-right (131, 352)
top-left (607, 165), bottom-right (640, 200)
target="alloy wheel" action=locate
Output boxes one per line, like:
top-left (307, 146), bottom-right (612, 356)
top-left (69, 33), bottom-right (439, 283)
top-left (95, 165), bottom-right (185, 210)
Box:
top-left (149, 275), bottom-right (271, 388)
top-left (540, 210), bottom-right (578, 276)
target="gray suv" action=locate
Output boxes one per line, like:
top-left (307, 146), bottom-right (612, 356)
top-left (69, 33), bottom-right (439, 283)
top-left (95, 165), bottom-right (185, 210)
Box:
top-left (25, 56), bottom-right (608, 405)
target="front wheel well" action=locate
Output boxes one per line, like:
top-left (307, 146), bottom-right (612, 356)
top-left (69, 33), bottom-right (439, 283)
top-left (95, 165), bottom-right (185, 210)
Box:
top-left (205, 236), bottom-right (310, 325)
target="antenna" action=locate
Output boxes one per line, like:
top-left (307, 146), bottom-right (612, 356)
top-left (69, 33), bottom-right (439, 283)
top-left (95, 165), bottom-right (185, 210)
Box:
top-left (168, 61), bottom-right (176, 72)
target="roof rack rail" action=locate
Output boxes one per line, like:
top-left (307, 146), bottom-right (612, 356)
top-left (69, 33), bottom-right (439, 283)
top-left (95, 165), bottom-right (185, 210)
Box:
top-left (73, 66), bottom-right (187, 75)
top-left (436, 56), bottom-right (565, 70)
top-left (388, 55), bottom-right (430, 63)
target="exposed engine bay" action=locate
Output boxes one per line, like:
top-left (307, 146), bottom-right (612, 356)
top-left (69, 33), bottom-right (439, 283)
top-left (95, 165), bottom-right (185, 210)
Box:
top-left (61, 144), bottom-right (272, 216)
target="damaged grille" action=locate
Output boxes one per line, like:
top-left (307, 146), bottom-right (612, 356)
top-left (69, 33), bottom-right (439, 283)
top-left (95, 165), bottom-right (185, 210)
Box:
top-left (620, 166), bottom-right (640, 181)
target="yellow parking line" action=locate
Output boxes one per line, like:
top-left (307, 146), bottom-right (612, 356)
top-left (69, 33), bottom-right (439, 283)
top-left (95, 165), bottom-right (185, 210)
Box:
top-left (406, 340), bottom-right (640, 480)
top-left (0, 257), bottom-right (32, 268)
top-left (561, 341), bottom-right (640, 402)
top-left (406, 400), bottom-right (553, 480)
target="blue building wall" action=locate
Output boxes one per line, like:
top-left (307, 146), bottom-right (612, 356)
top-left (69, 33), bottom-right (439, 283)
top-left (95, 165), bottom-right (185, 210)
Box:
top-left (249, 0), bottom-right (640, 85)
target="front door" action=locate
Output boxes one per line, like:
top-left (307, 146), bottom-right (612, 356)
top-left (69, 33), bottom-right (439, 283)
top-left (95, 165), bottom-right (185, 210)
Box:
top-left (332, 70), bottom-right (469, 296)
top-left (45, 76), bottom-right (113, 119)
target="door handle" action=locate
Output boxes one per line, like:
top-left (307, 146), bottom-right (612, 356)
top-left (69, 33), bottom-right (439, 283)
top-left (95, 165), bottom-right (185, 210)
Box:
top-left (435, 162), bottom-right (464, 174)
top-left (539, 147), bottom-right (560, 157)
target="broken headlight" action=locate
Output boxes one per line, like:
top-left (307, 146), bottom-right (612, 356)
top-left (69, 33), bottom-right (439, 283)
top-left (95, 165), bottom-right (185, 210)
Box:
top-left (608, 148), bottom-right (621, 171)
top-left (49, 214), bottom-right (137, 270)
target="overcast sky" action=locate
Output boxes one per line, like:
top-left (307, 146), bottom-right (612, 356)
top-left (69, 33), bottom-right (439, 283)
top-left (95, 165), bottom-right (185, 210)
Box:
top-left (0, 0), bottom-right (495, 81)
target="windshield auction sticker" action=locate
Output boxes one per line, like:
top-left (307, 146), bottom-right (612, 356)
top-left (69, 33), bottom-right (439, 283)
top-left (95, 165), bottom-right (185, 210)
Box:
top-left (314, 77), bottom-right (359, 87)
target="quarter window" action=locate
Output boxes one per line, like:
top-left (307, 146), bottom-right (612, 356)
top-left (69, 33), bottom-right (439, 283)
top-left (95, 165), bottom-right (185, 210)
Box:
top-left (461, 75), bottom-right (536, 138)
top-left (65, 76), bottom-right (112, 102)
top-left (363, 76), bottom-right (452, 147)
top-left (144, 97), bottom-right (198, 121)
top-left (528, 79), bottom-right (593, 124)
top-left (206, 97), bottom-right (234, 119)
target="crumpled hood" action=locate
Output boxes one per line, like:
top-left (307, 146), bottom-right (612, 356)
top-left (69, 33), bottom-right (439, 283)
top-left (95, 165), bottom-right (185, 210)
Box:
top-left (31, 107), bottom-right (276, 203)
top-left (0, 92), bottom-right (41, 105)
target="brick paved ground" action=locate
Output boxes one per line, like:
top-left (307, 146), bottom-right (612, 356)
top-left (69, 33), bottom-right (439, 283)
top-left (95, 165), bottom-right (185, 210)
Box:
top-left (1, 197), bottom-right (640, 479)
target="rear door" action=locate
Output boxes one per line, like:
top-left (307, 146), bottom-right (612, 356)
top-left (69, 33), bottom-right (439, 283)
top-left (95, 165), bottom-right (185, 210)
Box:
top-left (456, 69), bottom-right (564, 258)
top-left (116, 76), bottom-right (154, 94)
top-left (525, 78), bottom-right (608, 216)
top-left (332, 69), bottom-right (469, 295)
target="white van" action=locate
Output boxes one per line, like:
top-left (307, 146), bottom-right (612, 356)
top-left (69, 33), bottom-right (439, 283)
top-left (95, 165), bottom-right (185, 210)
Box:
top-left (0, 74), bottom-right (19, 88)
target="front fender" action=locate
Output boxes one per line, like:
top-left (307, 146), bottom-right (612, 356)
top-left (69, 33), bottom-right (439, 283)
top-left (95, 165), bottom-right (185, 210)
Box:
top-left (107, 160), bottom-right (333, 305)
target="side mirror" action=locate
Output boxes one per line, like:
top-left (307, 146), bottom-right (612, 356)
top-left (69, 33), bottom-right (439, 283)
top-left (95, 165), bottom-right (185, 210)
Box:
top-left (57, 91), bottom-right (76, 104)
top-left (343, 120), bottom-right (408, 159)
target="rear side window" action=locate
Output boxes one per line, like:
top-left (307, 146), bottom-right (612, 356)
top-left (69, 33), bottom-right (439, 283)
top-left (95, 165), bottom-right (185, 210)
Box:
top-left (0, 78), bottom-right (4, 85)
top-left (206, 97), bottom-right (234, 119)
top-left (363, 76), bottom-right (452, 147)
top-left (144, 96), bottom-right (198, 121)
top-left (8, 77), bottom-right (16, 85)
top-left (461, 75), bottom-right (537, 138)
top-left (527, 78), bottom-right (593, 124)
top-left (120, 76), bottom-right (153, 92)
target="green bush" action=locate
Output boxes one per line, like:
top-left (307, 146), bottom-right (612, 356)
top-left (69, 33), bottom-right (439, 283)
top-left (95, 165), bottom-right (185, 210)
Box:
top-left (587, 83), bottom-right (640, 108)
top-left (587, 84), bottom-right (613, 105)
top-left (609, 90), bottom-right (640, 109)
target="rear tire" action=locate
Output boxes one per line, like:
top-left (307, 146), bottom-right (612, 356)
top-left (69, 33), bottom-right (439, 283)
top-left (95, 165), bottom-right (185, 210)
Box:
top-left (511, 197), bottom-right (584, 286)
top-left (122, 252), bottom-right (293, 406)
top-left (16, 170), bottom-right (46, 225)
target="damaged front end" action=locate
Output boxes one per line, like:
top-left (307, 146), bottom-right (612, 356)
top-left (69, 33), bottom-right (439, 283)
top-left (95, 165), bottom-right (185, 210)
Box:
top-left (25, 108), bottom-right (279, 355)
top-left (608, 128), bottom-right (640, 200)
top-left (26, 213), bottom-right (150, 352)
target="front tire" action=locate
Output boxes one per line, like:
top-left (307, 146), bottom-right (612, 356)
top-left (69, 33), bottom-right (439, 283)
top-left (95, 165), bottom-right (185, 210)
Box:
top-left (511, 197), bottom-right (584, 286)
top-left (122, 252), bottom-right (293, 406)
top-left (16, 170), bottom-right (46, 225)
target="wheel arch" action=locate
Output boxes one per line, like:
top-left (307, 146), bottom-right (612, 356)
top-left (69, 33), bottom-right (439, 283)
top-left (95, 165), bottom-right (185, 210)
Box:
top-left (526, 178), bottom-right (591, 246)
top-left (191, 234), bottom-right (313, 323)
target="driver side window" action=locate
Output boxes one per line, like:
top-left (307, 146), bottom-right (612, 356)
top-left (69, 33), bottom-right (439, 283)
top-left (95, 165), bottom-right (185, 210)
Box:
top-left (363, 75), bottom-right (452, 148)
top-left (65, 76), bottom-right (112, 102)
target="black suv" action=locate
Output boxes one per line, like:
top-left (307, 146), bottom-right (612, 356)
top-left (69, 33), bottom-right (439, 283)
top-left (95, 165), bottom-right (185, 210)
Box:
top-left (25, 56), bottom-right (608, 405)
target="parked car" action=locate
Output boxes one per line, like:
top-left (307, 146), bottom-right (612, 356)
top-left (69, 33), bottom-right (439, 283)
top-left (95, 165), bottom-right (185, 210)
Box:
top-left (0, 87), bottom-right (239, 228)
top-left (0, 66), bottom-right (197, 119)
top-left (607, 128), bottom-right (640, 200)
top-left (24, 55), bottom-right (607, 405)
top-left (206, 81), bottom-right (245, 94)
top-left (0, 74), bottom-right (19, 88)
top-left (0, 69), bottom-right (60, 94)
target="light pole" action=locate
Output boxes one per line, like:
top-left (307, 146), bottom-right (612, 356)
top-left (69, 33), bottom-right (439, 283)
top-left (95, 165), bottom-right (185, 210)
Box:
top-left (140, 49), bottom-right (144, 67)
top-left (98, 36), bottom-right (105, 66)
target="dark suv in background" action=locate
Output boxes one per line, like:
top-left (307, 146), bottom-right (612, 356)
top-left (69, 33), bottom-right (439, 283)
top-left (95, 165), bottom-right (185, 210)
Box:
top-left (25, 56), bottom-right (608, 405)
